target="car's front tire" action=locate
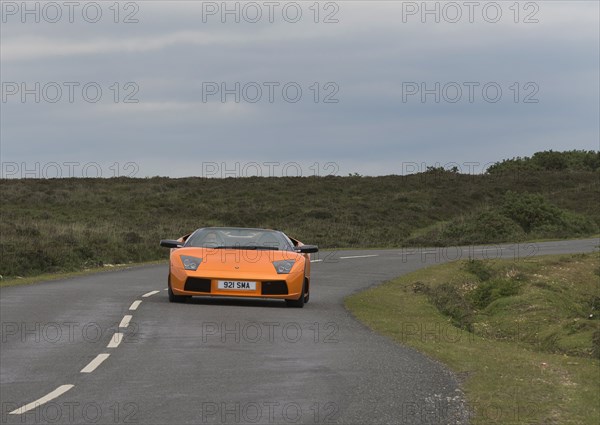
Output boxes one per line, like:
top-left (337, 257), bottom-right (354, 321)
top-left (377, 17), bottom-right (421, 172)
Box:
top-left (168, 277), bottom-right (188, 303)
top-left (286, 279), bottom-right (307, 308)
top-left (303, 278), bottom-right (310, 303)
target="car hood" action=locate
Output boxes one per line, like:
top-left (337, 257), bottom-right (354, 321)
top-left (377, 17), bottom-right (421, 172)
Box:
top-left (171, 247), bottom-right (304, 272)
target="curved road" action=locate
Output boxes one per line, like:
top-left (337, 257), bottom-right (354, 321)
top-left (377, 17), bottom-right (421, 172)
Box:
top-left (1, 239), bottom-right (598, 424)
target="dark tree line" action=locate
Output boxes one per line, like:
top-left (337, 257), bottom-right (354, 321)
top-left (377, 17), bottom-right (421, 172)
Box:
top-left (487, 150), bottom-right (600, 173)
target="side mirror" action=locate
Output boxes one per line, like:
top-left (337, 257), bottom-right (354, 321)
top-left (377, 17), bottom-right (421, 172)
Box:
top-left (160, 239), bottom-right (183, 248)
top-left (296, 245), bottom-right (318, 254)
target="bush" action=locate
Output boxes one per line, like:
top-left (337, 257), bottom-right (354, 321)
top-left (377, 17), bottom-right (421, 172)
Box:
top-left (469, 279), bottom-right (521, 309)
top-left (442, 210), bottom-right (525, 244)
top-left (487, 150), bottom-right (600, 173)
top-left (464, 259), bottom-right (493, 281)
top-left (501, 191), bottom-right (561, 232)
top-left (501, 191), bottom-right (597, 236)
top-left (426, 283), bottom-right (474, 331)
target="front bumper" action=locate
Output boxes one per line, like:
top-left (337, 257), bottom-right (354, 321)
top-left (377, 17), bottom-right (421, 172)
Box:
top-left (169, 267), bottom-right (304, 300)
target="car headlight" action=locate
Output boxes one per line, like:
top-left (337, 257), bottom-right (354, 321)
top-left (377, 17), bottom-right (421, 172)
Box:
top-left (180, 255), bottom-right (202, 271)
top-left (273, 260), bottom-right (295, 274)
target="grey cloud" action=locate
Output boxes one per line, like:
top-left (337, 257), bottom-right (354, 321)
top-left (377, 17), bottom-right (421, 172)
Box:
top-left (1, 1), bottom-right (598, 177)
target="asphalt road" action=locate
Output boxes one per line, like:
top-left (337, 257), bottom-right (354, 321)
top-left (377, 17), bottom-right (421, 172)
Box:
top-left (1, 238), bottom-right (598, 425)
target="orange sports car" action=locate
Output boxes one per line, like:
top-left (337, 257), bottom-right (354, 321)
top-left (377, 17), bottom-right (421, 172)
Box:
top-left (160, 227), bottom-right (318, 307)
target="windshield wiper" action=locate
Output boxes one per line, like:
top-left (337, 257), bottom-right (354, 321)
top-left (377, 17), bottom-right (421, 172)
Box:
top-left (211, 245), bottom-right (279, 250)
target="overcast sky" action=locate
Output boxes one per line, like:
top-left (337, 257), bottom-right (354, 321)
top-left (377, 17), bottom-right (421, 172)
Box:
top-left (1, 0), bottom-right (598, 178)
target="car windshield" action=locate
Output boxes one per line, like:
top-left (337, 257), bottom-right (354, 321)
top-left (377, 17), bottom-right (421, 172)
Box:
top-left (184, 227), bottom-right (294, 251)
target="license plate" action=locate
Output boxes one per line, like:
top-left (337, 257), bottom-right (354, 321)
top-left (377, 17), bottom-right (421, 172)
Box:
top-left (217, 280), bottom-right (256, 291)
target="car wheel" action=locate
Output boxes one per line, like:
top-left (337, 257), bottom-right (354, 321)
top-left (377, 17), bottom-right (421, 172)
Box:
top-left (168, 278), bottom-right (187, 303)
top-left (286, 279), bottom-right (306, 308)
top-left (303, 279), bottom-right (310, 303)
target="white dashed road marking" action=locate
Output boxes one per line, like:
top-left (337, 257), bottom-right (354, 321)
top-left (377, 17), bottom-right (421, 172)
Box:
top-left (119, 315), bottom-right (133, 329)
top-left (10, 285), bottom-right (163, 412)
top-left (129, 300), bottom-right (142, 310)
top-left (9, 385), bottom-right (75, 415)
top-left (339, 254), bottom-right (379, 259)
top-left (310, 259), bottom-right (323, 263)
top-left (81, 354), bottom-right (110, 373)
top-left (107, 332), bottom-right (124, 348)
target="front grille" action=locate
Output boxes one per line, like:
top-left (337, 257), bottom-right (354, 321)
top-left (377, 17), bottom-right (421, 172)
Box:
top-left (184, 277), bottom-right (212, 293)
top-left (261, 280), bottom-right (288, 295)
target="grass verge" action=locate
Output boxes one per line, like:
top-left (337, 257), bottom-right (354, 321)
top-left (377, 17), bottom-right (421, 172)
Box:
top-left (345, 252), bottom-right (600, 425)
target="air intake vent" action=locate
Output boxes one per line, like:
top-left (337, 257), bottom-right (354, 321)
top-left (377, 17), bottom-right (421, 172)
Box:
top-left (184, 278), bottom-right (211, 292)
top-left (261, 280), bottom-right (288, 295)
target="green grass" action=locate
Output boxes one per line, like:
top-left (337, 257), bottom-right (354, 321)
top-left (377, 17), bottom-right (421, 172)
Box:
top-left (1, 169), bottom-right (599, 278)
top-left (345, 252), bottom-right (600, 424)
